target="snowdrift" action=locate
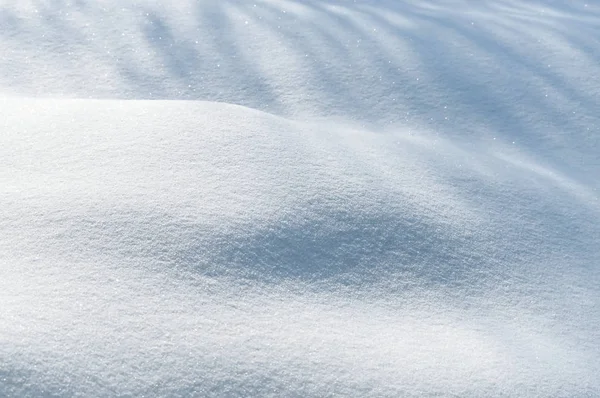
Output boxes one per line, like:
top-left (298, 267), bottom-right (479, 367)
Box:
top-left (1, 0), bottom-right (599, 396)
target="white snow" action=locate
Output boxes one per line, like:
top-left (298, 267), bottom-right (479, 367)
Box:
top-left (1, 0), bottom-right (599, 397)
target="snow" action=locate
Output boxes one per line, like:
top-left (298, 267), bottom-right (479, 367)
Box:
top-left (1, 0), bottom-right (599, 397)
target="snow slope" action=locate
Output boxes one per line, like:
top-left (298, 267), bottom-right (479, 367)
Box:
top-left (1, 0), bottom-right (599, 397)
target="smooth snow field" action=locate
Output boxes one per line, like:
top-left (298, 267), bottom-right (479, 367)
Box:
top-left (1, 1), bottom-right (600, 397)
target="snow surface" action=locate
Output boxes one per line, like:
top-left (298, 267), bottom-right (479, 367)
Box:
top-left (1, 0), bottom-right (600, 396)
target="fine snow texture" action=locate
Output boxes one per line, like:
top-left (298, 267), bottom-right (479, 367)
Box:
top-left (1, 1), bottom-right (600, 397)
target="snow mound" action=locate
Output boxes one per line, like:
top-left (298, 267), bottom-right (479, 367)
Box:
top-left (1, 0), bottom-right (600, 396)
top-left (1, 98), bottom-right (599, 396)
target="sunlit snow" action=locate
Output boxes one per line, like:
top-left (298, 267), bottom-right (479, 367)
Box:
top-left (1, 0), bottom-right (599, 396)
